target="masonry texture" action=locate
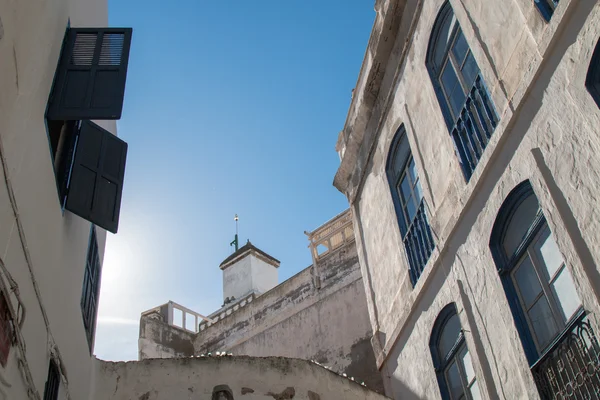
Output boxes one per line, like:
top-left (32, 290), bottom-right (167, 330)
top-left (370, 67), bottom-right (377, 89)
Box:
top-left (93, 356), bottom-right (389, 400)
top-left (335, 0), bottom-right (600, 398)
top-left (140, 239), bottom-right (384, 393)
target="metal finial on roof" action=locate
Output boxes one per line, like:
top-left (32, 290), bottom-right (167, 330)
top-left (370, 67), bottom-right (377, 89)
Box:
top-left (230, 214), bottom-right (239, 252)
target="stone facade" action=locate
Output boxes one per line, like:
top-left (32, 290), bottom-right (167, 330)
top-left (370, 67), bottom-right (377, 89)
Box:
top-left (94, 356), bottom-right (389, 400)
top-left (335, 0), bottom-right (600, 399)
top-left (139, 211), bottom-right (384, 393)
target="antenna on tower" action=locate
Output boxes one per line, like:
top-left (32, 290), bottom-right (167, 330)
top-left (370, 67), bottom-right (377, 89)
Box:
top-left (230, 214), bottom-right (239, 252)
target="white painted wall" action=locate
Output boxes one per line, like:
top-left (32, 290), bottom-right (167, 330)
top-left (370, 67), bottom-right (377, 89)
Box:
top-left (223, 256), bottom-right (253, 301)
top-left (336, 0), bottom-right (600, 398)
top-left (93, 356), bottom-right (388, 400)
top-left (222, 252), bottom-right (278, 301)
top-left (250, 254), bottom-right (278, 295)
top-left (0, 0), bottom-right (117, 398)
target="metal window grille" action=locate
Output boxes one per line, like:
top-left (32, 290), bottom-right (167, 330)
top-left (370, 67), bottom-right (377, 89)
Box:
top-left (450, 74), bottom-right (498, 181)
top-left (403, 200), bottom-right (435, 285)
top-left (531, 313), bottom-right (600, 399)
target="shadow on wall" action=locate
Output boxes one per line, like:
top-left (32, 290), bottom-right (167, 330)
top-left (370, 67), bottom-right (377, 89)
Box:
top-left (380, 1), bottom-right (597, 399)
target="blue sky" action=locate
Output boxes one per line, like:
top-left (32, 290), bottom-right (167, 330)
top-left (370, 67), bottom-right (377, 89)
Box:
top-left (95, 0), bottom-right (375, 361)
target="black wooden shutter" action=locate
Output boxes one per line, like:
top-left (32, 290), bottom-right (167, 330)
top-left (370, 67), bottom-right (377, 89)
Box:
top-left (47, 28), bottom-right (132, 121)
top-left (66, 121), bottom-right (128, 233)
top-left (43, 360), bottom-right (60, 400)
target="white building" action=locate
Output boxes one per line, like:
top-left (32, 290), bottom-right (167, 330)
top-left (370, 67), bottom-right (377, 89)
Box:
top-left (139, 210), bottom-right (385, 393)
top-left (335, 0), bottom-right (600, 399)
top-left (0, 3), bottom-right (390, 398)
top-left (0, 0), bottom-right (131, 398)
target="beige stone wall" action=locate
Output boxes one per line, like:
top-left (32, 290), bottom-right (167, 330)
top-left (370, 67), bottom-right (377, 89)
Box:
top-left (139, 242), bottom-right (384, 393)
top-left (336, 0), bottom-right (600, 398)
top-left (0, 0), bottom-right (114, 398)
top-left (93, 356), bottom-right (389, 400)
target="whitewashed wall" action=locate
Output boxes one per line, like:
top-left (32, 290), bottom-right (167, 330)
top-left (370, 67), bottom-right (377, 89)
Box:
top-left (337, 0), bottom-right (600, 398)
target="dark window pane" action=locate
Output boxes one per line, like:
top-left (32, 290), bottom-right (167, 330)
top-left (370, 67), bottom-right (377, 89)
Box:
top-left (452, 31), bottom-right (469, 65)
top-left (441, 63), bottom-right (461, 101)
top-left (528, 296), bottom-right (559, 350)
top-left (400, 176), bottom-right (413, 204)
top-left (502, 194), bottom-right (540, 257)
top-left (445, 361), bottom-right (465, 399)
top-left (514, 255), bottom-right (543, 309)
top-left (449, 85), bottom-right (467, 119)
top-left (439, 314), bottom-right (462, 359)
top-left (405, 197), bottom-right (417, 223)
top-left (461, 52), bottom-right (479, 88)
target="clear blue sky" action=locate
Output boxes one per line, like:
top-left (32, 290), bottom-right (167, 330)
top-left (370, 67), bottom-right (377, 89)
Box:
top-left (95, 0), bottom-right (375, 361)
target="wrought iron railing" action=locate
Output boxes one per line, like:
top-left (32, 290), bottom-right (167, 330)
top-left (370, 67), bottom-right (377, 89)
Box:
top-left (403, 200), bottom-right (435, 285)
top-left (531, 312), bottom-right (600, 399)
top-left (451, 74), bottom-right (498, 181)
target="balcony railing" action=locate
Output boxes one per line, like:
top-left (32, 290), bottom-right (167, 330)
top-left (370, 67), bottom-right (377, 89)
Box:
top-left (532, 312), bottom-right (600, 399)
top-left (403, 200), bottom-right (435, 285)
top-left (451, 74), bottom-right (498, 181)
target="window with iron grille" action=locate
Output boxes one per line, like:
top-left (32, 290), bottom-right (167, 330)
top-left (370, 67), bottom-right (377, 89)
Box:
top-left (386, 126), bottom-right (435, 286)
top-left (81, 226), bottom-right (101, 351)
top-left (0, 292), bottom-right (13, 367)
top-left (535, 0), bottom-right (559, 22)
top-left (489, 181), bottom-right (599, 399)
top-left (426, 1), bottom-right (498, 181)
top-left (430, 304), bottom-right (482, 400)
top-left (42, 359), bottom-right (60, 400)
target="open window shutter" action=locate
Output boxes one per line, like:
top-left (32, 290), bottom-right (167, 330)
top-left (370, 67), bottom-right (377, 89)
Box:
top-left (47, 28), bottom-right (132, 120)
top-left (66, 121), bottom-right (127, 233)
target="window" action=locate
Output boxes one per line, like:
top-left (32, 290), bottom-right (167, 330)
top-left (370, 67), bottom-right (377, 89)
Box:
top-left (586, 39), bottom-right (600, 108)
top-left (386, 126), bottom-right (435, 285)
top-left (490, 181), bottom-right (582, 362)
top-left (535, 0), bottom-right (559, 22)
top-left (489, 181), bottom-right (600, 399)
top-left (42, 359), bottom-right (60, 400)
top-left (45, 27), bottom-right (132, 233)
top-left (81, 227), bottom-right (101, 351)
top-left (426, 2), bottom-right (498, 181)
top-left (430, 304), bottom-right (481, 400)
top-left (0, 292), bottom-right (13, 367)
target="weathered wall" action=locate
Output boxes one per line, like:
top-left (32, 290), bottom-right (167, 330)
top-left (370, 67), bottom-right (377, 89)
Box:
top-left (138, 306), bottom-right (196, 360)
top-left (222, 252), bottom-right (278, 301)
top-left (0, 0), bottom-right (116, 399)
top-left (337, 0), bottom-right (600, 399)
top-left (195, 243), bottom-right (383, 393)
top-left (92, 356), bottom-right (389, 400)
top-left (139, 241), bottom-right (384, 393)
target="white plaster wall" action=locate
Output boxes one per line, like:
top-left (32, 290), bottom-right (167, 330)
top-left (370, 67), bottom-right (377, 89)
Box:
top-left (338, 0), bottom-right (600, 398)
top-left (250, 255), bottom-right (278, 295)
top-left (92, 356), bottom-right (389, 400)
top-left (223, 256), bottom-right (253, 301)
top-left (0, 0), bottom-right (116, 398)
top-left (195, 244), bottom-right (384, 392)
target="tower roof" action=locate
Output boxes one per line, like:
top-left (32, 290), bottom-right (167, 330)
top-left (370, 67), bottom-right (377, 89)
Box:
top-left (219, 241), bottom-right (280, 270)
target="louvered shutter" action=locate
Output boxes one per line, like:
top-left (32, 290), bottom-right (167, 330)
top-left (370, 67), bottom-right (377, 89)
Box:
top-left (66, 121), bottom-right (128, 233)
top-left (47, 28), bottom-right (132, 120)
